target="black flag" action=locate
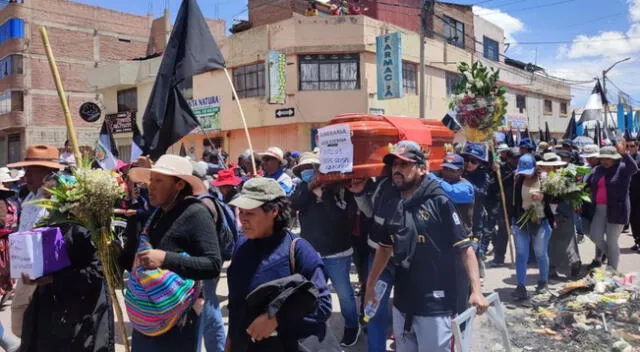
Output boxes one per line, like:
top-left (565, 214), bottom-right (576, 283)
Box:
top-left (563, 111), bottom-right (578, 141)
top-left (545, 122), bottom-right (552, 143)
top-left (583, 127), bottom-right (590, 138)
top-left (179, 143), bottom-right (187, 157)
top-left (441, 111), bottom-right (461, 132)
top-left (579, 79), bottom-right (608, 123)
top-left (538, 128), bottom-right (545, 142)
top-left (142, 0), bottom-right (226, 160)
top-left (595, 121), bottom-right (603, 146)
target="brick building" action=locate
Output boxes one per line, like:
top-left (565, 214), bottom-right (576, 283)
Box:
top-left (0, 0), bottom-right (163, 164)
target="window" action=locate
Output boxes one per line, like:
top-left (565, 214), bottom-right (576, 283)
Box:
top-left (560, 102), bottom-right (568, 115)
top-left (402, 62), bottom-right (417, 95)
top-left (7, 133), bottom-right (20, 164)
top-left (117, 88), bottom-right (137, 112)
top-left (443, 16), bottom-right (464, 49)
top-left (483, 36), bottom-right (499, 61)
top-left (0, 90), bottom-right (22, 114)
top-left (0, 19), bottom-right (24, 46)
top-left (445, 71), bottom-right (462, 96)
top-left (233, 62), bottom-right (266, 98)
top-left (0, 55), bottom-right (22, 80)
top-left (516, 95), bottom-right (526, 113)
top-left (299, 53), bottom-right (360, 91)
top-left (544, 99), bottom-right (553, 115)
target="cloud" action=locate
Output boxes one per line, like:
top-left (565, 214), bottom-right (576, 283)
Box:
top-left (472, 6), bottom-right (525, 43)
top-left (630, 0), bottom-right (640, 22)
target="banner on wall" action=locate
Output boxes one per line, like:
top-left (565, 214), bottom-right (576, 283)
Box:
top-left (188, 96), bottom-right (221, 131)
top-left (268, 50), bottom-right (287, 104)
top-left (376, 32), bottom-right (403, 100)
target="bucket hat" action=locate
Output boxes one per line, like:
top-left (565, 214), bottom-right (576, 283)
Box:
top-left (292, 152), bottom-right (320, 177)
top-left (597, 146), bottom-right (621, 160)
top-left (211, 169), bottom-right (242, 187)
top-left (580, 144), bottom-right (599, 158)
top-left (7, 145), bottom-right (64, 170)
top-left (128, 154), bottom-right (205, 195)
top-left (229, 177), bottom-right (286, 210)
top-left (537, 153), bottom-right (567, 167)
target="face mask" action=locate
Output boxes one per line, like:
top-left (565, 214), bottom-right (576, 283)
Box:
top-left (300, 169), bottom-right (316, 184)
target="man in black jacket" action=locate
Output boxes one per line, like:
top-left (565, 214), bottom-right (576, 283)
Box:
top-left (290, 153), bottom-right (361, 347)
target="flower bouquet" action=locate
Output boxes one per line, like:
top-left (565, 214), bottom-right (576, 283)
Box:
top-left (540, 168), bottom-right (591, 208)
top-left (34, 163), bottom-right (130, 351)
top-left (449, 61), bottom-right (507, 142)
top-left (517, 202), bottom-right (544, 229)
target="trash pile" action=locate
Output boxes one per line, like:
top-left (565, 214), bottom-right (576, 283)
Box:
top-left (504, 269), bottom-right (640, 352)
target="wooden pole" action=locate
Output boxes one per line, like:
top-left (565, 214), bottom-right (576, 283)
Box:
top-left (490, 143), bottom-right (515, 264)
top-left (39, 27), bottom-right (82, 162)
top-left (223, 67), bottom-right (258, 174)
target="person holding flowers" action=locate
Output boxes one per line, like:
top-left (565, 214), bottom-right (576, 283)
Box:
top-left (510, 154), bottom-right (554, 301)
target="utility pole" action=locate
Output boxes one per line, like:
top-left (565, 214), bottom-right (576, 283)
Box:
top-left (419, 0), bottom-right (435, 119)
top-left (602, 57), bottom-right (630, 133)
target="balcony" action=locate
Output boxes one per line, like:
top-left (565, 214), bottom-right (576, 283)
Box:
top-left (88, 56), bottom-right (161, 91)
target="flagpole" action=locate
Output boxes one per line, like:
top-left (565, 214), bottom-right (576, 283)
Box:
top-left (39, 27), bottom-right (82, 162)
top-left (223, 67), bottom-right (257, 173)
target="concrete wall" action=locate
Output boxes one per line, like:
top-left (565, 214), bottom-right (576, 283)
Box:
top-left (474, 15), bottom-right (504, 62)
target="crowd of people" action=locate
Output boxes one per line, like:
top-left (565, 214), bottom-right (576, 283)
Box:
top-left (0, 129), bottom-right (636, 352)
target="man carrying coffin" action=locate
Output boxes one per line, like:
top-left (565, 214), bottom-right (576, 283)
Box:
top-left (7, 145), bottom-right (65, 337)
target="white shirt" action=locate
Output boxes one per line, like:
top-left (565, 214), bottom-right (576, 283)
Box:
top-left (60, 151), bottom-right (76, 166)
top-left (19, 189), bottom-right (49, 232)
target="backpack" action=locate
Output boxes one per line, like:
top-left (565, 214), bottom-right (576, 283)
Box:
top-left (196, 193), bottom-right (238, 261)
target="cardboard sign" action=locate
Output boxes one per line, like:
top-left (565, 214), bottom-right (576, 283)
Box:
top-left (318, 124), bottom-right (354, 174)
top-left (10, 231), bottom-right (44, 279)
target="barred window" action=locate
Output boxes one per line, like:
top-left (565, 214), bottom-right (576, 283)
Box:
top-left (233, 62), bottom-right (266, 98)
top-left (299, 54), bottom-right (360, 91)
top-left (403, 62), bottom-right (417, 95)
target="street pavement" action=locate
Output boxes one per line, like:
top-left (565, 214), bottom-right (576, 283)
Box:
top-left (0, 231), bottom-right (637, 351)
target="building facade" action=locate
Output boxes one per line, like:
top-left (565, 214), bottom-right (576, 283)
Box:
top-left (89, 1), bottom-right (572, 160)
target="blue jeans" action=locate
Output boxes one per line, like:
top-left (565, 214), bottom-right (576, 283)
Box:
top-left (323, 255), bottom-right (359, 329)
top-left (366, 252), bottom-right (395, 352)
top-left (198, 279), bottom-right (226, 352)
top-left (512, 220), bottom-right (552, 286)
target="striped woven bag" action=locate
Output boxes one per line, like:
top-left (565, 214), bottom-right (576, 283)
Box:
top-left (124, 234), bottom-right (198, 336)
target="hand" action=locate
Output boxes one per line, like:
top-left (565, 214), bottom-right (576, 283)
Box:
top-left (468, 292), bottom-right (489, 315)
top-left (531, 192), bottom-right (544, 201)
top-left (137, 249), bottom-right (166, 269)
top-left (22, 273), bottom-right (53, 286)
top-left (114, 209), bottom-right (137, 217)
top-left (364, 284), bottom-right (377, 309)
top-left (247, 313), bottom-right (278, 342)
top-left (347, 178), bottom-right (367, 194)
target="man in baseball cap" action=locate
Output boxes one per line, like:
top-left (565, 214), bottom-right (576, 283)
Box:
top-left (429, 153), bottom-right (474, 234)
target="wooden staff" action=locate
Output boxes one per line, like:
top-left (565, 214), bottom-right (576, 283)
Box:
top-left (490, 143), bottom-right (515, 264)
top-left (39, 27), bottom-right (82, 162)
top-left (223, 67), bottom-right (258, 174)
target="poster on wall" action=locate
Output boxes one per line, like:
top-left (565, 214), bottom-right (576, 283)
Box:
top-left (268, 50), bottom-right (287, 104)
top-left (506, 114), bottom-right (528, 129)
top-left (376, 32), bottom-right (403, 100)
top-left (318, 124), bottom-right (353, 174)
top-left (188, 96), bottom-right (221, 131)
top-left (105, 111), bottom-right (135, 134)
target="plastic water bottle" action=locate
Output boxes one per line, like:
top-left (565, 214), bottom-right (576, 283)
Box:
top-left (363, 280), bottom-right (388, 323)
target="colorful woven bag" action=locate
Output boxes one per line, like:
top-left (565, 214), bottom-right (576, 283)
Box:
top-left (124, 234), bottom-right (198, 336)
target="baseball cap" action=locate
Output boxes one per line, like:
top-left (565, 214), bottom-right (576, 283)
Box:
top-left (519, 139), bottom-right (535, 151)
top-left (229, 177), bottom-right (286, 210)
top-left (516, 154), bottom-right (536, 175)
top-left (442, 154), bottom-right (464, 170)
top-left (496, 143), bottom-right (509, 152)
top-left (580, 144), bottom-right (599, 158)
top-left (383, 140), bottom-right (426, 165)
top-left (462, 142), bottom-right (489, 162)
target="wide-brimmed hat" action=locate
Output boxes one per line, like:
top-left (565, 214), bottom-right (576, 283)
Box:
top-left (211, 169), bottom-right (242, 187)
top-left (128, 154), bottom-right (205, 195)
top-left (0, 169), bottom-right (16, 194)
top-left (259, 147), bottom-right (286, 165)
top-left (0, 167), bottom-right (24, 183)
top-left (537, 153), bottom-right (567, 167)
top-left (461, 142), bottom-right (489, 163)
top-left (229, 177), bottom-right (285, 210)
top-left (597, 146), bottom-right (621, 160)
top-left (292, 152), bottom-right (320, 177)
top-left (7, 145), bottom-right (64, 169)
top-left (580, 144), bottom-right (599, 158)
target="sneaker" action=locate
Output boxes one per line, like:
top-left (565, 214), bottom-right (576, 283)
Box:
top-left (488, 260), bottom-right (505, 268)
top-left (631, 243), bottom-right (640, 252)
top-left (511, 285), bottom-right (528, 301)
top-left (535, 281), bottom-right (548, 294)
top-left (341, 326), bottom-right (361, 347)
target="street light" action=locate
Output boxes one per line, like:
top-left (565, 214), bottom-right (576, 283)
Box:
top-left (602, 57), bottom-right (630, 131)
top-left (603, 57), bottom-right (631, 76)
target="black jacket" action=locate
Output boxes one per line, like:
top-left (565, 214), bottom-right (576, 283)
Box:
top-left (291, 183), bottom-right (356, 257)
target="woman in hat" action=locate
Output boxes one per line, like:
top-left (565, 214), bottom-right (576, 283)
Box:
top-left (586, 142), bottom-right (638, 270)
top-left (538, 153), bottom-right (581, 279)
top-left (510, 154), bottom-right (555, 300)
top-left (226, 178), bottom-right (332, 352)
top-left (122, 155), bottom-right (222, 351)
top-left (0, 176), bottom-right (20, 352)
top-left (211, 169), bottom-right (243, 204)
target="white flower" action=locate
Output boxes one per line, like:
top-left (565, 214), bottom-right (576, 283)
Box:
top-left (476, 98), bottom-right (487, 108)
top-left (468, 92), bottom-right (475, 98)
top-left (464, 71), bottom-right (473, 81)
top-left (475, 79), bottom-right (484, 89)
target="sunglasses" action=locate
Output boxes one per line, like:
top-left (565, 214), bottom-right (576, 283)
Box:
top-left (463, 157), bottom-right (480, 165)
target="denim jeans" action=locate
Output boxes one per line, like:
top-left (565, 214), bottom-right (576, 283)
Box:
top-left (323, 255), bottom-right (359, 329)
top-left (198, 279), bottom-right (226, 352)
top-left (512, 220), bottom-right (552, 286)
top-left (366, 251), bottom-right (395, 352)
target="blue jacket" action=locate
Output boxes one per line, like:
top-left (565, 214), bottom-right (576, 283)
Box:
top-left (227, 231), bottom-right (332, 351)
top-left (428, 173), bottom-right (474, 204)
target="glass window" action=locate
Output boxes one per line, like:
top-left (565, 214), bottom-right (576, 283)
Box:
top-left (516, 95), bottom-right (526, 113)
top-left (445, 71), bottom-right (462, 96)
top-left (7, 133), bottom-right (20, 164)
top-left (0, 90), bottom-right (22, 114)
top-left (403, 62), bottom-right (417, 95)
top-left (483, 36), bottom-right (499, 61)
top-left (298, 54), bottom-right (360, 91)
top-left (544, 99), bottom-right (553, 114)
top-left (0, 19), bottom-right (24, 46)
top-left (0, 54), bottom-right (22, 80)
top-left (560, 102), bottom-right (568, 115)
top-left (117, 88), bottom-right (137, 112)
top-left (232, 62), bottom-right (266, 98)
top-left (443, 16), bottom-right (464, 49)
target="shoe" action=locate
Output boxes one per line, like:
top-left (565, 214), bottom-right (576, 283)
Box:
top-left (586, 260), bottom-right (601, 270)
top-left (548, 271), bottom-right (560, 280)
top-left (511, 285), bottom-right (528, 301)
top-left (631, 243), bottom-right (640, 252)
top-left (535, 281), bottom-right (548, 294)
top-left (488, 260), bottom-right (505, 268)
top-left (341, 326), bottom-right (361, 347)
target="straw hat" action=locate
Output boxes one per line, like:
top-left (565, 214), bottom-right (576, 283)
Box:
top-left (597, 146), bottom-right (622, 160)
top-left (128, 154), bottom-right (206, 195)
top-left (538, 152), bottom-right (567, 167)
top-left (292, 152), bottom-right (320, 177)
top-left (7, 145), bottom-right (64, 170)
top-left (0, 167), bottom-right (23, 183)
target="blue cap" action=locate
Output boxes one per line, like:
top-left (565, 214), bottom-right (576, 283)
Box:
top-left (516, 154), bottom-right (536, 175)
top-left (461, 142), bottom-right (489, 163)
top-left (291, 151), bottom-right (301, 158)
top-left (519, 139), bottom-right (535, 151)
top-left (442, 154), bottom-right (464, 170)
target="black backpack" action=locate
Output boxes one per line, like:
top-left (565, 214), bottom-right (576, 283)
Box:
top-left (196, 193), bottom-right (238, 261)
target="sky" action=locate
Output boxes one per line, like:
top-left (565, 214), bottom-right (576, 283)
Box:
top-left (74, 0), bottom-right (640, 108)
